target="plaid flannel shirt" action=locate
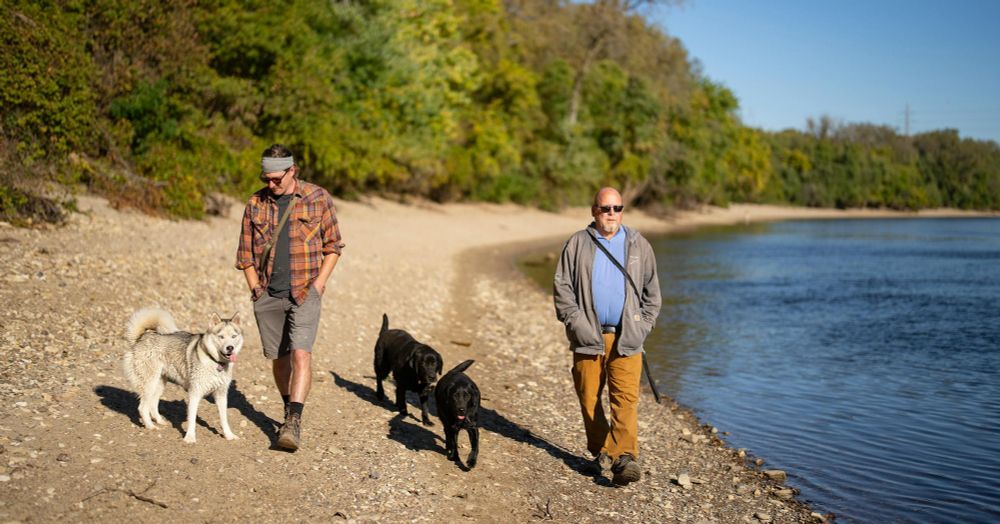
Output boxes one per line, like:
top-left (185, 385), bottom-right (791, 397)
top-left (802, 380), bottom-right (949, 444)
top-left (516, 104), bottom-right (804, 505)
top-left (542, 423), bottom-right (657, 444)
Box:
top-left (235, 181), bottom-right (344, 305)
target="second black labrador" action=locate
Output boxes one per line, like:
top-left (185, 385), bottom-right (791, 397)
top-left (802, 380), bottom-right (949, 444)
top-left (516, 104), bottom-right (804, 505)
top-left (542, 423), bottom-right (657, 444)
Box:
top-left (374, 313), bottom-right (443, 425)
top-left (435, 359), bottom-right (481, 468)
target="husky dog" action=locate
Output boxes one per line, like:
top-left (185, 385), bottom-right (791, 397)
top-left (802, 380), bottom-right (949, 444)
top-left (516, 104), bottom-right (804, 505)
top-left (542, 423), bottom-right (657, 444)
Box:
top-left (122, 308), bottom-right (243, 443)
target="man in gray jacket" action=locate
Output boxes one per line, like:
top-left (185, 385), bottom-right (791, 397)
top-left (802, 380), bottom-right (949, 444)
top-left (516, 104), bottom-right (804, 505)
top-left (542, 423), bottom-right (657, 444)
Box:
top-left (553, 187), bottom-right (661, 485)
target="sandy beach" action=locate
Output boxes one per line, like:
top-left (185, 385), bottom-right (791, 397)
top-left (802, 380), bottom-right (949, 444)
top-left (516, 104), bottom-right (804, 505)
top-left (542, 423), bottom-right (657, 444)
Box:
top-left (0, 194), bottom-right (990, 522)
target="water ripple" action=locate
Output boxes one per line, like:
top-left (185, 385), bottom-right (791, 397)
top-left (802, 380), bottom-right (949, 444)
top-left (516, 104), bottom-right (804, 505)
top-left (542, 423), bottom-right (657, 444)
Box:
top-left (648, 218), bottom-right (1000, 523)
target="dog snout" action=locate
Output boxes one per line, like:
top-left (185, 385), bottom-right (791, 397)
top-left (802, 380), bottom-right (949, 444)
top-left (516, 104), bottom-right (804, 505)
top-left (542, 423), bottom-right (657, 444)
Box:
top-left (225, 345), bottom-right (235, 354)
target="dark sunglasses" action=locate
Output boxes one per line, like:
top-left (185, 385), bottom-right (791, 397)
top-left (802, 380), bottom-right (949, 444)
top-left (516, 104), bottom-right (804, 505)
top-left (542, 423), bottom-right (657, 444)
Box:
top-left (259, 168), bottom-right (292, 184)
top-left (595, 205), bottom-right (624, 214)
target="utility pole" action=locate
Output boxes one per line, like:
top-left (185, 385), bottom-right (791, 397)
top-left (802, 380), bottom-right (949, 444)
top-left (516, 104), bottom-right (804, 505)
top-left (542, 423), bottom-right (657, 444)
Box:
top-left (904, 103), bottom-right (910, 136)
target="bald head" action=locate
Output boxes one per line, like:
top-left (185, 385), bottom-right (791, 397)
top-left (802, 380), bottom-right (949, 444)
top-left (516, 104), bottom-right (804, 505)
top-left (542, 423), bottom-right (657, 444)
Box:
top-left (592, 187), bottom-right (622, 208)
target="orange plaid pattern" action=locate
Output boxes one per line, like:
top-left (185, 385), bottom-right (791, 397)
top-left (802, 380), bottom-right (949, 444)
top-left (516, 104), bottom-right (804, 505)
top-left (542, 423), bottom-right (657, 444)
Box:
top-left (235, 181), bottom-right (343, 305)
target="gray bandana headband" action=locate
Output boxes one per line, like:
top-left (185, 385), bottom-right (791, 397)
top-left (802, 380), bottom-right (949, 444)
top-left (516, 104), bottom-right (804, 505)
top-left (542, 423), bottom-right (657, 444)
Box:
top-left (261, 156), bottom-right (294, 174)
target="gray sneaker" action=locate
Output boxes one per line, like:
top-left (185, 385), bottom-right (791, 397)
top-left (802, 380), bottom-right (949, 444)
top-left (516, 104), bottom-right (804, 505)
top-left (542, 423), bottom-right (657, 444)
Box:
top-left (583, 451), bottom-right (612, 475)
top-left (277, 413), bottom-right (301, 451)
top-left (611, 454), bottom-right (641, 485)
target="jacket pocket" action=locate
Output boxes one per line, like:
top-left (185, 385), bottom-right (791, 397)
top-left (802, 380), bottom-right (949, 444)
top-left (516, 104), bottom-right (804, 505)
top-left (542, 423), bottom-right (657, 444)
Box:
top-left (619, 313), bottom-right (654, 351)
top-left (566, 310), bottom-right (602, 348)
top-left (638, 315), bottom-right (655, 341)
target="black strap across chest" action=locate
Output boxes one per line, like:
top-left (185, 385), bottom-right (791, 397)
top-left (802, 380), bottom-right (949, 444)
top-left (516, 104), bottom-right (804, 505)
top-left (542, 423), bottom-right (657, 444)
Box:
top-left (258, 194), bottom-right (300, 274)
top-left (588, 231), bottom-right (640, 298)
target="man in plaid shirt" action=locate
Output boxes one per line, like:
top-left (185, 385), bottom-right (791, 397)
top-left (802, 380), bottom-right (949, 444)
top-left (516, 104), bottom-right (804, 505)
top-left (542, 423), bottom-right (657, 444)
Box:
top-left (236, 144), bottom-right (344, 451)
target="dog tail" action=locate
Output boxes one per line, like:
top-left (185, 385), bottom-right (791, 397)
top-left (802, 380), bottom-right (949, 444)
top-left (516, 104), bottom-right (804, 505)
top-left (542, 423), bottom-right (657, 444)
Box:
top-left (446, 359), bottom-right (475, 375)
top-left (125, 307), bottom-right (178, 344)
top-left (380, 313), bottom-right (389, 336)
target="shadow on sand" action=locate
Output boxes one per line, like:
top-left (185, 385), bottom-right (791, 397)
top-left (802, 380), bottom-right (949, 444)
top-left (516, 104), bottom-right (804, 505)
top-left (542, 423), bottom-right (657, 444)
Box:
top-left (330, 371), bottom-right (600, 478)
top-left (95, 381), bottom-right (279, 445)
top-left (329, 371), bottom-right (443, 451)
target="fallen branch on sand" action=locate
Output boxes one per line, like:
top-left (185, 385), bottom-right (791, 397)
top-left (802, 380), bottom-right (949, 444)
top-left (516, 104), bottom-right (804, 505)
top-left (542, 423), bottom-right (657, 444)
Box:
top-left (80, 481), bottom-right (168, 509)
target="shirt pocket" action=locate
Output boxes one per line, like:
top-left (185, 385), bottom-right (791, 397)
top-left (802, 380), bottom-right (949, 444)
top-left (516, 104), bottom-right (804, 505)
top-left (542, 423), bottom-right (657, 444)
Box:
top-left (250, 208), bottom-right (272, 245)
top-left (296, 213), bottom-right (323, 243)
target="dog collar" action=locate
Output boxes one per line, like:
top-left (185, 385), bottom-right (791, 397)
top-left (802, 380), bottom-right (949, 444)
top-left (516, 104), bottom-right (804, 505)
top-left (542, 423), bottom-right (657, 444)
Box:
top-left (211, 353), bottom-right (231, 371)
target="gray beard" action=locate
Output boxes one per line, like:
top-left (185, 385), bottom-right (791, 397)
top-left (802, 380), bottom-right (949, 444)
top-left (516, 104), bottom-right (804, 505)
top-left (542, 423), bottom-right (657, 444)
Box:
top-left (598, 222), bottom-right (620, 236)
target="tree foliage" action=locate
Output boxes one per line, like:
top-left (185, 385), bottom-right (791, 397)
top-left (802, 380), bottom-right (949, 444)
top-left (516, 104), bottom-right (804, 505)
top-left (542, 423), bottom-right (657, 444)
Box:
top-left (1, 0), bottom-right (997, 222)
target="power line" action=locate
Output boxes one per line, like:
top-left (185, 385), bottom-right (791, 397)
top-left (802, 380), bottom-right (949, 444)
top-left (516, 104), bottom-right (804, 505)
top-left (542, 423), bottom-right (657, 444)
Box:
top-left (904, 102), bottom-right (910, 136)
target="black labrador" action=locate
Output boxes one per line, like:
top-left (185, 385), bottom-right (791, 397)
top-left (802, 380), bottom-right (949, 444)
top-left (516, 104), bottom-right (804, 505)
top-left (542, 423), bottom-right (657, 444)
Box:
top-left (374, 313), bottom-right (443, 425)
top-left (435, 359), bottom-right (481, 468)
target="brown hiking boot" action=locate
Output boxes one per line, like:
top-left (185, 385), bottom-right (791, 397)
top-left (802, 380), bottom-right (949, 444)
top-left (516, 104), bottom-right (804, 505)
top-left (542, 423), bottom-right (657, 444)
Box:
top-left (277, 412), bottom-right (301, 451)
top-left (611, 454), bottom-right (641, 485)
top-left (277, 403), bottom-right (289, 432)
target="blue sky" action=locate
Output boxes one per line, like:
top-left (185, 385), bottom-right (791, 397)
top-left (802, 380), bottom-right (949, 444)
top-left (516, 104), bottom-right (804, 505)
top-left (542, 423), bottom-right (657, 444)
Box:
top-left (651, 0), bottom-right (1000, 144)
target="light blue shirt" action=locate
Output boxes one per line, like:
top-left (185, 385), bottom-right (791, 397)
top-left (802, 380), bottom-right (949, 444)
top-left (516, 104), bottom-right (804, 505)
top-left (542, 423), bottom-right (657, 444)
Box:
top-left (591, 225), bottom-right (627, 327)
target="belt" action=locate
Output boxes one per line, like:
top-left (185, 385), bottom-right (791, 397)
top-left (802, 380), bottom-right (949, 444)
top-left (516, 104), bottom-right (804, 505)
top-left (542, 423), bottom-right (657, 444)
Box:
top-left (601, 325), bottom-right (617, 334)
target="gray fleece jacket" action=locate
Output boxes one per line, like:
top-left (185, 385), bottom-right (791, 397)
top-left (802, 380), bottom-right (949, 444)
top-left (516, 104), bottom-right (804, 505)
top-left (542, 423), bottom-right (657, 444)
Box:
top-left (553, 224), bottom-right (662, 356)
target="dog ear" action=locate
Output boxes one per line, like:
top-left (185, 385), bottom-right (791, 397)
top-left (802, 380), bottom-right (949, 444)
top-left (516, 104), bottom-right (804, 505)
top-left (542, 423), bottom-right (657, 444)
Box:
top-left (230, 312), bottom-right (241, 325)
top-left (210, 312), bottom-right (222, 326)
top-left (436, 356), bottom-right (443, 375)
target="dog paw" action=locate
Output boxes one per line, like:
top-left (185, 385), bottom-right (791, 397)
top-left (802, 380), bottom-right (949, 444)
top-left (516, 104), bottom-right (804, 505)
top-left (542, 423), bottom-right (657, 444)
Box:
top-left (154, 417), bottom-right (168, 425)
top-left (422, 419), bottom-right (434, 427)
top-left (223, 432), bottom-right (238, 440)
top-left (183, 434), bottom-right (197, 444)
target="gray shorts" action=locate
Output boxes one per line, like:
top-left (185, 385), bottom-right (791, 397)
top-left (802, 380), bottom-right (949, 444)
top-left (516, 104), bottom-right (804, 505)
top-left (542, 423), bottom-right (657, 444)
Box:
top-left (252, 285), bottom-right (322, 359)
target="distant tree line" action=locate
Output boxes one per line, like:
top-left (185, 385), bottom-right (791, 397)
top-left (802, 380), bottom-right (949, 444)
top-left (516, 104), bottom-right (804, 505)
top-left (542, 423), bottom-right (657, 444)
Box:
top-left (2, 0), bottom-right (998, 223)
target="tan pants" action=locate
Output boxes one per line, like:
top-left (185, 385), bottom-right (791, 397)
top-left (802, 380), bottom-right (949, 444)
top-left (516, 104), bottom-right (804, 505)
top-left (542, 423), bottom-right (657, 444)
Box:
top-left (572, 332), bottom-right (642, 460)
